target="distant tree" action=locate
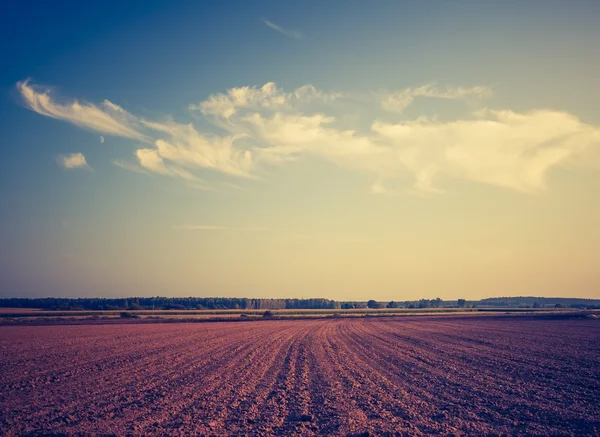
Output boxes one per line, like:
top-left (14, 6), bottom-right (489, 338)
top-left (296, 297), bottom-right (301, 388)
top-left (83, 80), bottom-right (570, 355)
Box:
top-left (263, 310), bottom-right (274, 318)
top-left (166, 304), bottom-right (187, 310)
top-left (386, 301), bottom-right (399, 308)
top-left (457, 299), bottom-right (466, 308)
top-left (432, 298), bottom-right (443, 308)
top-left (367, 300), bottom-right (379, 309)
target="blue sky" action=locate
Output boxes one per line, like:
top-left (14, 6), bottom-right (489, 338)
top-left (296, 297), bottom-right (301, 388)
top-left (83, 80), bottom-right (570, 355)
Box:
top-left (1, 1), bottom-right (600, 299)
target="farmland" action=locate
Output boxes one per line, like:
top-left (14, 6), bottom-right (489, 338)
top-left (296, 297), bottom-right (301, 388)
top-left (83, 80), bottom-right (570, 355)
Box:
top-left (0, 307), bottom-right (579, 325)
top-left (1, 315), bottom-right (599, 436)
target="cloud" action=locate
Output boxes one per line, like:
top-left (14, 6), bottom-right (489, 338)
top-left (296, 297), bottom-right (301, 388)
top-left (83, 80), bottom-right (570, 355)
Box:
top-left (209, 94), bottom-right (598, 193)
top-left (191, 82), bottom-right (341, 121)
top-left (371, 110), bottom-right (598, 193)
top-left (19, 79), bottom-right (600, 194)
top-left (381, 83), bottom-right (492, 113)
top-left (134, 148), bottom-right (205, 183)
top-left (141, 119), bottom-right (254, 177)
top-left (17, 80), bottom-right (147, 141)
top-left (57, 153), bottom-right (90, 169)
top-left (17, 80), bottom-right (254, 184)
top-left (262, 18), bottom-right (303, 40)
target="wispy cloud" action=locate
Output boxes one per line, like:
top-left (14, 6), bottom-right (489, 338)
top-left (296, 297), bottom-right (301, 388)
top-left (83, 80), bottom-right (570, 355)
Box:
top-left (57, 153), bottom-right (90, 169)
top-left (197, 85), bottom-right (597, 193)
top-left (262, 18), bottom-right (303, 40)
top-left (140, 119), bottom-right (254, 178)
top-left (17, 80), bottom-right (147, 141)
top-left (18, 80), bottom-right (252, 185)
top-left (130, 149), bottom-right (213, 190)
top-left (191, 82), bottom-right (341, 120)
top-left (18, 79), bottom-right (600, 194)
top-left (381, 83), bottom-right (492, 113)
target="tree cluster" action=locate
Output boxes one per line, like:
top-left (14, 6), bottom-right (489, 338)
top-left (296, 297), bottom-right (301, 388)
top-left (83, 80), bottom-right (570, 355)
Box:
top-left (0, 297), bottom-right (340, 311)
top-left (409, 298), bottom-right (443, 309)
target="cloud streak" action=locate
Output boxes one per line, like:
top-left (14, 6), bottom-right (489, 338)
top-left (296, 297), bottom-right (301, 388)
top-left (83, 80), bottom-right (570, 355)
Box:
top-left (262, 18), bottom-right (303, 40)
top-left (381, 83), bottom-right (492, 113)
top-left (18, 80), bottom-right (600, 194)
top-left (141, 119), bottom-right (254, 178)
top-left (18, 80), bottom-right (147, 141)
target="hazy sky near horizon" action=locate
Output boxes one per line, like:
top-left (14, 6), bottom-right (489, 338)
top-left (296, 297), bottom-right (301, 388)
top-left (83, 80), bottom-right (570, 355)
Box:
top-left (1, 0), bottom-right (600, 300)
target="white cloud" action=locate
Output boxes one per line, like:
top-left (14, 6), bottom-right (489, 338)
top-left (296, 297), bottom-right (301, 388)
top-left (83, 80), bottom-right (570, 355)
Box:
top-left (19, 79), bottom-right (600, 194)
top-left (200, 84), bottom-right (597, 194)
top-left (17, 80), bottom-right (147, 141)
top-left (18, 80), bottom-right (254, 184)
top-left (262, 18), bottom-right (303, 40)
top-left (57, 153), bottom-right (90, 169)
top-left (371, 110), bottom-right (598, 193)
top-left (135, 148), bottom-right (169, 174)
top-left (213, 98), bottom-right (598, 194)
top-left (381, 83), bottom-right (492, 113)
top-left (135, 148), bottom-right (203, 183)
top-left (141, 119), bottom-right (254, 178)
top-left (191, 82), bottom-right (341, 121)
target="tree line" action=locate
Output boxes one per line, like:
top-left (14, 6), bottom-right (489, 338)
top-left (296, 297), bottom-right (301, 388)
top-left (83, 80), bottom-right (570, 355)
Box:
top-left (0, 297), bottom-right (448, 311)
top-left (2, 296), bottom-right (597, 311)
top-left (0, 297), bottom-right (340, 311)
top-left (1, 297), bottom-right (446, 311)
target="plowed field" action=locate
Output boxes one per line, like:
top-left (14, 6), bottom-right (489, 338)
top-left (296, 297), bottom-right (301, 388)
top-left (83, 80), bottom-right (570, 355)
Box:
top-left (1, 316), bottom-right (599, 436)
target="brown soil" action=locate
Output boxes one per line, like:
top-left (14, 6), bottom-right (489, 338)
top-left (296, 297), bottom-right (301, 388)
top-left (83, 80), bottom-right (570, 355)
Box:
top-left (0, 316), bottom-right (598, 436)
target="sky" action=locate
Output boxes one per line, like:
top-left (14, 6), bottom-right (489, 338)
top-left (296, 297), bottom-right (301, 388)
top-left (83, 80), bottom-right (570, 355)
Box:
top-left (1, 0), bottom-right (600, 301)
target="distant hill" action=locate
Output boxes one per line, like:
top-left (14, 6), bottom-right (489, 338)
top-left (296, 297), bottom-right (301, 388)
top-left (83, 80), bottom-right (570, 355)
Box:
top-left (478, 296), bottom-right (600, 308)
